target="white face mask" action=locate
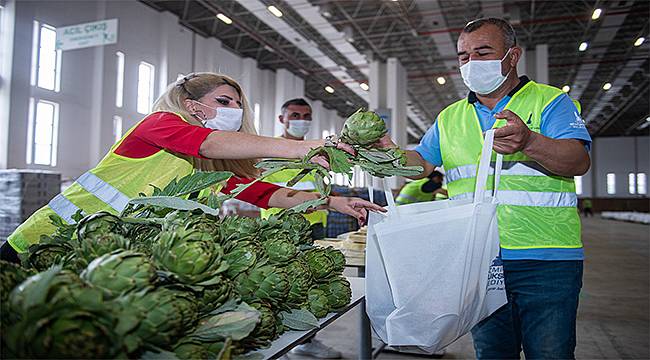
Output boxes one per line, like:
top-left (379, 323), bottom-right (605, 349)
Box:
top-left (460, 48), bottom-right (512, 95)
top-left (287, 119), bottom-right (311, 138)
top-left (194, 101), bottom-right (243, 131)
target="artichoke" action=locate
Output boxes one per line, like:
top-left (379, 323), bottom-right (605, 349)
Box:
top-left (261, 232), bottom-right (298, 264)
top-left (323, 246), bottom-right (346, 275)
top-left (19, 236), bottom-right (75, 271)
top-left (301, 247), bottom-right (335, 281)
top-left (6, 305), bottom-right (122, 359)
top-left (153, 228), bottom-right (228, 286)
top-left (340, 109), bottom-right (387, 145)
top-left (81, 250), bottom-right (156, 298)
top-left (125, 221), bottom-right (161, 254)
top-left (117, 286), bottom-right (198, 352)
top-left (318, 277), bottom-right (352, 310)
top-left (239, 301), bottom-right (277, 350)
top-left (304, 287), bottom-right (330, 318)
top-left (235, 264), bottom-right (290, 307)
top-left (198, 278), bottom-right (234, 314)
top-left (75, 232), bottom-right (131, 269)
top-left (0, 261), bottom-right (34, 328)
top-left (223, 239), bottom-right (263, 279)
top-left (283, 259), bottom-right (313, 308)
top-left (76, 211), bottom-right (126, 241)
top-left (174, 340), bottom-right (216, 359)
top-left (219, 215), bottom-right (259, 246)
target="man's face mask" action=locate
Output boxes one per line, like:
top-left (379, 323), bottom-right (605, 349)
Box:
top-left (460, 48), bottom-right (513, 95)
top-left (287, 120), bottom-right (311, 138)
top-left (194, 101), bottom-right (243, 131)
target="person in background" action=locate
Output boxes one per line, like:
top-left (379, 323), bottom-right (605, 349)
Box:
top-left (261, 98), bottom-right (328, 240)
top-left (258, 98), bottom-right (340, 359)
top-left (395, 171), bottom-right (448, 205)
top-left (4, 73), bottom-right (384, 260)
top-left (375, 18), bottom-right (591, 359)
top-left (582, 198), bottom-right (593, 217)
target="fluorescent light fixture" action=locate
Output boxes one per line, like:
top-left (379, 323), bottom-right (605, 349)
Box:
top-left (360, 82), bottom-right (369, 91)
top-left (216, 13), bottom-right (232, 24)
top-left (562, 85), bottom-right (570, 93)
top-left (579, 42), bottom-right (588, 51)
top-left (634, 37), bottom-right (645, 47)
top-left (267, 5), bottom-right (283, 17)
top-left (436, 76), bottom-right (446, 85)
top-left (325, 86), bottom-right (335, 94)
top-left (602, 82), bottom-right (612, 90)
top-left (591, 8), bottom-right (602, 20)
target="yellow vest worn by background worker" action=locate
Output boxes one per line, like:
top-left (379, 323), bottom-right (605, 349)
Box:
top-left (437, 80), bottom-right (582, 250)
top-left (260, 169), bottom-right (327, 226)
top-left (395, 178), bottom-right (434, 205)
top-left (8, 112), bottom-right (195, 252)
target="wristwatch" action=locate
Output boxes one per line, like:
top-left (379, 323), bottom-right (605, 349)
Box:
top-left (324, 134), bottom-right (339, 148)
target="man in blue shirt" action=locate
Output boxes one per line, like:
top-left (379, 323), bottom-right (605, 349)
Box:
top-left (377, 17), bottom-right (591, 359)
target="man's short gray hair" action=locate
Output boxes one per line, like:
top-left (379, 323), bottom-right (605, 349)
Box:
top-left (463, 17), bottom-right (517, 49)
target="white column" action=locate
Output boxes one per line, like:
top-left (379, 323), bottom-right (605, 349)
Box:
top-left (89, 1), bottom-right (107, 166)
top-left (274, 68), bottom-right (304, 136)
top-left (535, 44), bottom-right (548, 84)
top-left (309, 100), bottom-right (325, 140)
top-left (0, 0), bottom-right (16, 168)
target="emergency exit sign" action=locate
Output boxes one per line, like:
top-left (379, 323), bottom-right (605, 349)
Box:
top-left (56, 19), bottom-right (118, 51)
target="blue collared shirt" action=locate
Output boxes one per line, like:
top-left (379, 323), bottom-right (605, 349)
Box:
top-left (415, 82), bottom-right (591, 261)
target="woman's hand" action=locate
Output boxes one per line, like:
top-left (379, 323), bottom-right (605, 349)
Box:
top-left (327, 196), bottom-right (386, 226)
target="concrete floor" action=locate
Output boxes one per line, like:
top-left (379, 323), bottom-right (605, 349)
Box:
top-left (288, 216), bottom-right (650, 360)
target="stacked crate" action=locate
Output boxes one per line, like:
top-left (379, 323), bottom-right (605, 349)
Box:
top-left (0, 170), bottom-right (61, 242)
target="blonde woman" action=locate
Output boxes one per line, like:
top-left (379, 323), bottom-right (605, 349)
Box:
top-left (6, 73), bottom-right (383, 255)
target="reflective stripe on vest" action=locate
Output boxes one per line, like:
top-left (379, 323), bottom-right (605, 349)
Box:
top-left (270, 181), bottom-right (316, 191)
top-left (48, 194), bottom-right (81, 224)
top-left (395, 193), bottom-right (418, 204)
top-left (77, 172), bottom-right (131, 212)
top-left (452, 190), bottom-right (577, 208)
top-left (446, 161), bottom-right (555, 183)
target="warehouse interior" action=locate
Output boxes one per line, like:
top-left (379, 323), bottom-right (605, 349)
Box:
top-left (0, 0), bottom-right (648, 359)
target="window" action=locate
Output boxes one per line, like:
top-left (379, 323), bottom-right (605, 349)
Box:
top-left (113, 115), bottom-right (123, 143)
top-left (26, 99), bottom-right (59, 166)
top-left (637, 173), bottom-right (647, 195)
top-left (115, 51), bottom-right (125, 108)
top-left (574, 176), bottom-right (583, 195)
top-left (628, 173), bottom-right (636, 194)
top-left (606, 173), bottom-right (616, 195)
top-left (136, 61), bottom-right (155, 114)
top-left (30, 21), bottom-right (61, 91)
top-left (254, 103), bottom-right (260, 133)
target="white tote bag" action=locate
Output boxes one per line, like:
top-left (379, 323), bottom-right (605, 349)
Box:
top-left (365, 129), bottom-right (507, 354)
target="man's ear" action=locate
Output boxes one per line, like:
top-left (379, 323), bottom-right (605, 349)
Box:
top-left (509, 46), bottom-right (522, 68)
top-left (278, 115), bottom-right (285, 124)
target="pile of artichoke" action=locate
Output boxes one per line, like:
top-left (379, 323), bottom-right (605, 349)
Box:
top-left (1, 173), bottom-right (352, 359)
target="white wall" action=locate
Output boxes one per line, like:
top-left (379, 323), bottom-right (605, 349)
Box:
top-left (0, 0), bottom-right (329, 180)
top-left (580, 136), bottom-right (649, 198)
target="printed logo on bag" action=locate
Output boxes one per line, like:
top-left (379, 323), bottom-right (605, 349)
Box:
top-left (487, 256), bottom-right (505, 292)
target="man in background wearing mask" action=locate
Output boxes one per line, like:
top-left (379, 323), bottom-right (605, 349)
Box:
top-left (376, 18), bottom-right (591, 359)
top-left (395, 171), bottom-right (447, 205)
top-left (260, 98), bottom-right (340, 359)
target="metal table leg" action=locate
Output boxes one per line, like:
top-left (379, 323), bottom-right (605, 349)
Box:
top-left (359, 299), bottom-right (372, 360)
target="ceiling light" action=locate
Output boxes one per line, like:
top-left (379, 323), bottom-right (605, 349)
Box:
top-left (562, 85), bottom-right (570, 93)
top-left (578, 42), bottom-right (588, 51)
top-left (436, 76), bottom-right (446, 85)
top-left (602, 82), bottom-right (612, 90)
top-left (634, 37), bottom-right (645, 47)
top-left (216, 13), bottom-right (233, 25)
top-left (360, 82), bottom-right (369, 91)
top-left (320, 4), bottom-right (332, 18)
top-left (267, 5), bottom-right (283, 18)
top-left (343, 25), bottom-right (354, 43)
top-left (591, 8), bottom-right (602, 20)
top-left (325, 86), bottom-right (335, 94)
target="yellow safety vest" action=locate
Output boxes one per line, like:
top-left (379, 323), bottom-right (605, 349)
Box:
top-left (260, 168), bottom-right (328, 226)
top-left (438, 80), bottom-right (582, 250)
top-left (395, 178), bottom-right (434, 205)
top-left (8, 112), bottom-right (196, 252)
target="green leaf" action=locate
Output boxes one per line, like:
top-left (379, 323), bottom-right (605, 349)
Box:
top-left (357, 148), bottom-right (399, 164)
top-left (320, 147), bottom-right (354, 175)
top-left (208, 298), bottom-right (240, 316)
top-left (191, 311), bottom-right (260, 342)
top-left (154, 171), bottom-right (233, 197)
top-left (280, 309), bottom-right (320, 330)
top-left (288, 197), bottom-right (327, 214)
top-left (127, 196), bottom-right (219, 216)
top-left (286, 169), bottom-right (312, 187)
top-left (140, 349), bottom-right (180, 360)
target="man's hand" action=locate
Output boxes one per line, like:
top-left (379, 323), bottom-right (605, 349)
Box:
top-left (373, 134), bottom-right (399, 149)
top-left (492, 110), bottom-right (533, 154)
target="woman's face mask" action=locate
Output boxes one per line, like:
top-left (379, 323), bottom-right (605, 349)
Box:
top-left (193, 100), bottom-right (243, 131)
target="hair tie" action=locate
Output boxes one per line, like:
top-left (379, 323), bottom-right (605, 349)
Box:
top-left (175, 73), bottom-right (199, 87)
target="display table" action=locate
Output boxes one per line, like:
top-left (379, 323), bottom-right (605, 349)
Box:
top-left (252, 277), bottom-right (371, 359)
